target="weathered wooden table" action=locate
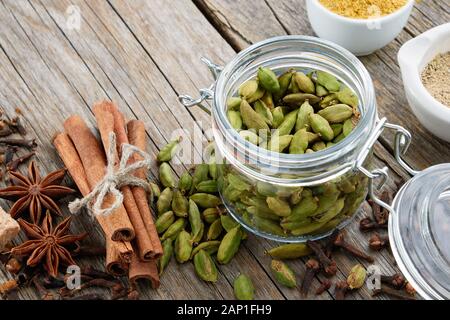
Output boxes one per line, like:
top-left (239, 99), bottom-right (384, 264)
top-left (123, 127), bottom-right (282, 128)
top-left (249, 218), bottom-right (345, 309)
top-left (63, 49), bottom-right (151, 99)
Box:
top-left (0, 0), bottom-right (448, 300)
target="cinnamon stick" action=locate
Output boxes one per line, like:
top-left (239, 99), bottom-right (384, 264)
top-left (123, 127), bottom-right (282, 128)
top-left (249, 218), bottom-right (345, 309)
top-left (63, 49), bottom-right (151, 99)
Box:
top-left (53, 130), bottom-right (134, 274)
top-left (53, 133), bottom-right (91, 196)
top-left (127, 120), bottom-right (163, 258)
top-left (63, 115), bottom-right (135, 241)
top-left (93, 101), bottom-right (156, 260)
top-left (129, 252), bottom-right (160, 289)
top-left (106, 238), bottom-right (131, 276)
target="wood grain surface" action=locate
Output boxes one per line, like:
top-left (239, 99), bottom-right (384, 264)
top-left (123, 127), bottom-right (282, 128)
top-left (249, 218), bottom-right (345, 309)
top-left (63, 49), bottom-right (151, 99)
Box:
top-left (0, 0), bottom-right (448, 300)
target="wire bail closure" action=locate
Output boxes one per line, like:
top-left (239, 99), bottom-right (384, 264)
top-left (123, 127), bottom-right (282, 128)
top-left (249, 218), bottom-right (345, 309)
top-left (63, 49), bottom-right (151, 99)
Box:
top-left (355, 117), bottom-right (419, 213)
top-left (178, 57), bottom-right (223, 115)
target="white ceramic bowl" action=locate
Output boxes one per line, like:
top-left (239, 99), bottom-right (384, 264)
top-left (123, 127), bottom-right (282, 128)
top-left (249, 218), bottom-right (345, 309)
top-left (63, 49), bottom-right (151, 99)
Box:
top-left (306, 0), bottom-right (414, 56)
top-left (398, 23), bottom-right (450, 142)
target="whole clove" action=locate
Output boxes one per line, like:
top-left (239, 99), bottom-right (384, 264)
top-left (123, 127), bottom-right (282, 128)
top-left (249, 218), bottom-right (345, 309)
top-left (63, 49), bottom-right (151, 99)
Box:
top-left (307, 240), bottom-right (337, 277)
top-left (335, 281), bottom-right (349, 300)
top-left (42, 276), bottom-right (66, 289)
top-left (32, 276), bottom-right (56, 300)
top-left (4, 145), bottom-right (16, 164)
top-left (81, 266), bottom-right (115, 280)
top-left (9, 117), bottom-right (27, 136)
top-left (369, 233), bottom-right (390, 251)
top-left (300, 258), bottom-right (320, 297)
top-left (324, 228), bottom-right (340, 258)
top-left (359, 217), bottom-right (387, 233)
top-left (0, 138), bottom-right (37, 149)
top-left (380, 273), bottom-right (405, 289)
top-left (315, 279), bottom-right (332, 295)
top-left (334, 231), bottom-right (374, 263)
top-left (6, 151), bottom-right (35, 171)
top-left (372, 284), bottom-right (416, 300)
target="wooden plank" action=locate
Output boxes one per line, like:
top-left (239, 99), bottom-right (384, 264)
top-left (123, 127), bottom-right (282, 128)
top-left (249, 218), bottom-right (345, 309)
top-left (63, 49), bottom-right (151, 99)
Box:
top-left (194, 0), bottom-right (450, 169)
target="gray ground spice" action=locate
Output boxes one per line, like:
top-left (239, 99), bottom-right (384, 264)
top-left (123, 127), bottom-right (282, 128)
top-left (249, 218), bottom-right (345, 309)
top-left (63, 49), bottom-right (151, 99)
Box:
top-left (421, 52), bottom-right (450, 107)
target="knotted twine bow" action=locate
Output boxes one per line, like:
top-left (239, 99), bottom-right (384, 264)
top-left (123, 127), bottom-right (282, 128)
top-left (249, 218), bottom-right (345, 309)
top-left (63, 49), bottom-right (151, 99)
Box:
top-left (68, 132), bottom-right (152, 217)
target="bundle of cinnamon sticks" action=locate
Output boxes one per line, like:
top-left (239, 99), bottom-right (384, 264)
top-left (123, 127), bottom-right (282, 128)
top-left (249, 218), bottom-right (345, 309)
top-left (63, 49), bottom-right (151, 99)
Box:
top-left (53, 101), bottom-right (162, 288)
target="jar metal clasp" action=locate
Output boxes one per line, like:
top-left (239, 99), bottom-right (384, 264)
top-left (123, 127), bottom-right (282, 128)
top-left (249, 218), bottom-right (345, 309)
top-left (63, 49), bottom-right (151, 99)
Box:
top-left (355, 117), bottom-right (420, 213)
top-left (178, 57), bottom-right (222, 115)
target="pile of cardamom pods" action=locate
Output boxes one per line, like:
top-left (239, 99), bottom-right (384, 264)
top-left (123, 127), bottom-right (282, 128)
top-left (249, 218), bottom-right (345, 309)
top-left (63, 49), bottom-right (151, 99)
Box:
top-left (153, 139), bottom-right (254, 299)
top-left (226, 67), bottom-right (360, 153)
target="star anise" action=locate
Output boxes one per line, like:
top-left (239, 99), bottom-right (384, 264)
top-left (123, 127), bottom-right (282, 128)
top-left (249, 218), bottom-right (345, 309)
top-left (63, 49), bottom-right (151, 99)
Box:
top-left (11, 211), bottom-right (87, 277)
top-left (0, 161), bottom-right (75, 223)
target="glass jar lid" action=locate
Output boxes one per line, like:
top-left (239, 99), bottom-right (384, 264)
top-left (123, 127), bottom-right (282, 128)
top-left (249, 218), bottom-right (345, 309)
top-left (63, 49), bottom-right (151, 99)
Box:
top-left (389, 163), bottom-right (450, 300)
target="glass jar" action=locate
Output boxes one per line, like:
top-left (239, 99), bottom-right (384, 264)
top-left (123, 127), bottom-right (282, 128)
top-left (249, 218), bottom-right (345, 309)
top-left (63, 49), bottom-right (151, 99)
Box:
top-left (180, 35), bottom-right (413, 243)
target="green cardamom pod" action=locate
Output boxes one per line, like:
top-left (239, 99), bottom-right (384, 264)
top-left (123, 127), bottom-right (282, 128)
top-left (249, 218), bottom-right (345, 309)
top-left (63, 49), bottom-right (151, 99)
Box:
top-left (265, 243), bottom-right (313, 259)
top-left (268, 134), bottom-right (293, 153)
top-left (157, 187), bottom-right (173, 215)
top-left (347, 264), bottom-right (367, 289)
top-left (318, 104), bottom-right (353, 123)
top-left (294, 72), bottom-right (315, 94)
top-left (315, 84), bottom-right (328, 97)
top-left (256, 181), bottom-right (278, 197)
top-left (238, 79), bottom-right (258, 99)
top-left (273, 70), bottom-right (294, 102)
top-left (333, 132), bottom-right (346, 143)
top-left (295, 100), bottom-right (314, 132)
top-left (305, 148), bottom-right (314, 154)
top-left (150, 182), bottom-right (161, 199)
top-left (310, 114), bottom-right (334, 141)
top-left (161, 217), bottom-right (186, 241)
top-left (275, 109), bottom-right (299, 136)
top-left (261, 91), bottom-right (274, 109)
top-left (155, 210), bottom-right (175, 234)
top-left (240, 100), bottom-right (270, 131)
top-left (157, 137), bottom-right (181, 162)
top-left (258, 67), bottom-right (280, 93)
top-left (172, 189), bottom-right (189, 217)
top-left (192, 164), bottom-right (210, 187)
top-left (188, 199), bottom-right (204, 243)
top-left (227, 173), bottom-right (251, 191)
top-left (253, 216), bottom-right (285, 236)
top-left (312, 141), bottom-right (326, 151)
top-left (306, 132), bottom-right (320, 143)
top-left (208, 155), bottom-right (218, 180)
top-left (313, 193), bottom-right (340, 217)
top-left (283, 93), bottom-right (321, 106)
top-left (217, 226), bottom-right (242, 264)
top-left (315, 197), bottom-right (345, 224)
top-left (178, 171), bottom-right (193, 195)
top-left (190, 240), bottom-right (221, 258)
top-left (266, 197), bottom-right (292, 217)
top-left (190, 193), bottom-right (221, 208)
top-left (159, 162), bottom-right (176, 188)
top-left (316, 71), bottom-right (340, 92)
top-left (270, 260), bottom-right (296, 288)
top-left (246, 206), bottom-right (280, 221)
top-left (247, 87), bottom-right (266, 103)
top-left (196, 180), bottom-right (218, 193)
top-left (158, 239), bottom-right (174, 276)
top-left (289, 128), bottom-right (309, 154)
top-left (336, 87), bottom-right (359, 108)
top-left (227, 110), bottom-right (243, 130)
top-left (227, 97), bottom-right (242, 110)
top-left (234, 274), bottom-right (255, 300)
top-left (289, 188), bottom-right (303, 205)
top-left (239, 130), bottom-right (260, 145)
top-left (286, 196), bottom-right (319, 221)
top-left (175, 230), bottom-right (193, 263)
top-left (193, 250), bottom-right (218, 282)
top-left (220, 214), bottom-right (239, 232)
top-left (331, 123), bottom-right (343, 137)
top-left (254, 100), bottom-right (273, 125)
top-left (206, 218), bottom-right (223, 240)
top-left (271, 106), bottom-right (285, 129)
top-left (202, 208), bottom-right (221, 224)
top-left (319, 93), bottom-right (339, 109)
top-left (342, 118), bottom-right (354, 137)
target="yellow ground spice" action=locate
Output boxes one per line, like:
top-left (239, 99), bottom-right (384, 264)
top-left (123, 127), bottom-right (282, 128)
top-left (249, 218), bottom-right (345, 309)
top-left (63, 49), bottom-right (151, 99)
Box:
top-left (318, 0), bottom-right (408, 19)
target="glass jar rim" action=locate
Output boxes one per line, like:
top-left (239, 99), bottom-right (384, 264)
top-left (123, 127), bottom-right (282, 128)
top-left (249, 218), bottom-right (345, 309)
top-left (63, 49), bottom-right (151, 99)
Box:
top-left (213, 35), bottom-right (377, 185)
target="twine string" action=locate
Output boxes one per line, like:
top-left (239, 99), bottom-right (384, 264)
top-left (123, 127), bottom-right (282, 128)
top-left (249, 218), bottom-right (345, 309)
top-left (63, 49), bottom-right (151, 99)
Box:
top-left (68, 132), bottom-right (152, 216)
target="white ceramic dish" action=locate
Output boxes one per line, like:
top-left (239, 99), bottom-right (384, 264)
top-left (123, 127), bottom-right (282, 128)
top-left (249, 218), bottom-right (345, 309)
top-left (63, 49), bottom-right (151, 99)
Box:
top-left (398, 23), bottom-right (450, 142)
top-left (306, 0), bottom-right (414, 56)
